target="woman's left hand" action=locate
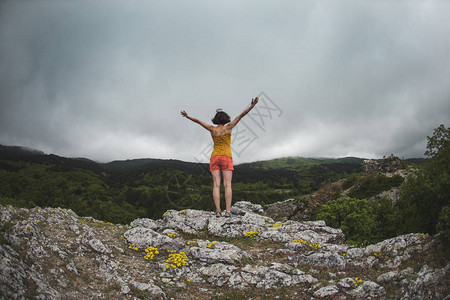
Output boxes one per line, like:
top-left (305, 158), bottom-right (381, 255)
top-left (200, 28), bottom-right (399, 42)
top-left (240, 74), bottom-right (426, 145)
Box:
top-left (180, 110), bottom-right (188, 117)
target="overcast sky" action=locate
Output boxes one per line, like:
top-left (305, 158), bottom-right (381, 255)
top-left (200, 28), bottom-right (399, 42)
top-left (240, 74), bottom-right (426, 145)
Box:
top-left (1, 0), bottom-right (449, 164)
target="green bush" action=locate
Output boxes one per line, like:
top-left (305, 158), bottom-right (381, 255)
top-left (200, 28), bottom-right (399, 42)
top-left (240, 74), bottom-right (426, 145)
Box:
top-left (317, 196), bottom-right (396, 245)
top-left (436, 206), bottom-right (450, 246)
top-left (317, 197), bottom-right (376, 244)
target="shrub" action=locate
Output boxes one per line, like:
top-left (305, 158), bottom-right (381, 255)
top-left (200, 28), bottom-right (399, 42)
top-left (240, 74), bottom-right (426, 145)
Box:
top-left (317, 196), bottom-right (396, 244)
top-left (437, 206), bottom-right (450, 246)
top-left (317, 197), bottom-right (377, 244)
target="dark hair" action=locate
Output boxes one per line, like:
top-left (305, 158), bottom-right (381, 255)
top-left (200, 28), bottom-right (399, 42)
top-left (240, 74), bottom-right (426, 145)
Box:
top-left (211, 109), bottom-right (231, 125)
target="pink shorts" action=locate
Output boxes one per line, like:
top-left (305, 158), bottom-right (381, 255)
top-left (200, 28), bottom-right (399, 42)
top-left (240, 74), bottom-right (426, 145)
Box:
top-left (210, 155), bottom-right (234, 171)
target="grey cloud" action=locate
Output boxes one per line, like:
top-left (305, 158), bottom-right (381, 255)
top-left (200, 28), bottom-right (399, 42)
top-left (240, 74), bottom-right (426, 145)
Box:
top-left (1, 0), bottom-right (449, 162)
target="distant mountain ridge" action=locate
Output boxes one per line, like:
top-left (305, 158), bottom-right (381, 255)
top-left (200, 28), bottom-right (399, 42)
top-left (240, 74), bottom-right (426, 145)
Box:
top-left (0, 144), bottom-right (426, 173)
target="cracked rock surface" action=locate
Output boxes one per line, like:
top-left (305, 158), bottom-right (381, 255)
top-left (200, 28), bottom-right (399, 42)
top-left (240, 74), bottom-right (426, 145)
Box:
top-left (0, 202), bottom-right (449, 299)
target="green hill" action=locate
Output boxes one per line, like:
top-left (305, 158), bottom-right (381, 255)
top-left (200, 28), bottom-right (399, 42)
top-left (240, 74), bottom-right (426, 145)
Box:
top-left (0, 144), bottom-right (368, 223)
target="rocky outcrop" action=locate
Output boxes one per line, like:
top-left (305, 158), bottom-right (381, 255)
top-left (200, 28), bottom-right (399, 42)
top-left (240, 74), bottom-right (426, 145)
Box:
top-left (1, 203), bottom-right (448, 299)
top-left (363, 156), bottom-right (407, 177)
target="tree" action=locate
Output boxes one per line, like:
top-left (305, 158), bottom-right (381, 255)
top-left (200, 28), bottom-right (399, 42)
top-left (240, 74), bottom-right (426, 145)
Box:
top-left (317, 197), bottom-right (378, 244)
top-left (396, 124), bottom-right (450, 235)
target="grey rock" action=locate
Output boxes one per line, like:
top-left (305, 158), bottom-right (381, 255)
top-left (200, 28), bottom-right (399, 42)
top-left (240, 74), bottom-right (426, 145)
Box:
top-left (314, 285), bottom-right (339, 297)
top-left (241, 265), bottom-right (270, 285)
top-left (208, 214), bottom-right (265, 238)
top-left (129, 279), bottom-right (166, 299)
top-left (338, 277), bottom-right (355, 288)
top-left (66, 260), bottom-right (78, 275)
top-left (265, 198), bottom-right (298, 220)
top-left (403, 263), bottom-right (450, 299)
top-left (240, 264), bottom-right (317, 289)
top-left (87, 237), bottom-right (111, 254)
top-left (130, 218), bottom-right (161, 230)
top-left (231, 201), bottom-right (264, 216)
top-left (198, 263), bottom-right (237, 287)
top-left (0, 245), bottom-right (28, 299)
top-left (0, 205), bottom-right (13, 223)
top-left (256, 268), bottom-right (296, 289)
top-left (290, 252), bottom-right (347, 270)
top-left (377, 270), bottom-right (399, 283)
top-left (162, 209), bottom-right (210, 234)
top-left (293, 274), bottom-right (318, 284)
top-left (399, 267), bottom-right (414, 277)
top-left (346, 247), bottom-right (365, 258)
top-left (228, 272), bottom-right (248, 289)
top-left (124, 226), bottom-right (187, 252)
top-left (189, 241), bottom-right (250, 264)
top-left (347, 281), bottom-right (386, 299)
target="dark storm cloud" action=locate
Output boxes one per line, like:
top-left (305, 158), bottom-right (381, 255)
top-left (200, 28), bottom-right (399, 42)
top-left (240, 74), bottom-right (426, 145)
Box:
top-left (1, 0), bottom-right (449, 162)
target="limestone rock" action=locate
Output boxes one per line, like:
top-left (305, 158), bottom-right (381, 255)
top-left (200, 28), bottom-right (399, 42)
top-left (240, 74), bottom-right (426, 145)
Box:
top-left (0, 245), bottom-right (28, 299)
top-left (230, 201), bottom-right (264, 216)
top-left (162, 209), bottom-right (210, 234)
top-left (347, 281), bottom-right (386, 299)
top-left (264, 198), bottom-right (298, 220)
top-left (129, 279), bottom-right (166, 299)
top-left (189, 241), bottom-right (250, 264)
top-left (289, 252), bottom-right (347, 270)
top-left (314, 285), bottom-right (339, 297)
top-left (123, 226), bottom-right (187, 252)
top-left (403, 263), bottom-right (450, 300)
top-left (130, 218), bottom-right (161, 230)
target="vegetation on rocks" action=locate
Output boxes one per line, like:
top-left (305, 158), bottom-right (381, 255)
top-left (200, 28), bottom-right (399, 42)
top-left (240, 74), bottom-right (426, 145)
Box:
top-left (1, 202), bottom-right (448, 299)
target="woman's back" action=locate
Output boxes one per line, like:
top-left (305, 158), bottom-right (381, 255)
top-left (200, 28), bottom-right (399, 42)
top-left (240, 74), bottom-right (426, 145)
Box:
top-left (210, 124), bottom-right (230, 136)
top-left (211, 127), bottom-right (232, 158)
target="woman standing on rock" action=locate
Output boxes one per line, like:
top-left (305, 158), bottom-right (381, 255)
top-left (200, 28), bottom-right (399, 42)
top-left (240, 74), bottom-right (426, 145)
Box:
top-left (181, 97), bottom-right (259, 218)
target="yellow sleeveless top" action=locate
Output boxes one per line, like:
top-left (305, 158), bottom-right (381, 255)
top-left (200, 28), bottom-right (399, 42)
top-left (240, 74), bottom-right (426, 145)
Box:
top-left (211, 132), bottom-right (232, 158)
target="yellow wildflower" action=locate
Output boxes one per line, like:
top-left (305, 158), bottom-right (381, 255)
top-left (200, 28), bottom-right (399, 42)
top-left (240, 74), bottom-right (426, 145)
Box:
top-left (165, 251), bottom-right (188, 269)
top-left (292, 239), bottom-right (306, 244)
top-left (187, 240), bottom-right (199, 247)
top-left (244, 231), bottom-right (259, 237)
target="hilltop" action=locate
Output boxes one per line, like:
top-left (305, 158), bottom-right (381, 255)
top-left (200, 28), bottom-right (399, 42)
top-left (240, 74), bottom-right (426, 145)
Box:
top-left (1, 202), bottom-right (448, 299)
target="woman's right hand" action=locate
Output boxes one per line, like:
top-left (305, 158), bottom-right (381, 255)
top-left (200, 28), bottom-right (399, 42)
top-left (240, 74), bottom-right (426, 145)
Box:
top-left (251, 97), bottom-right (259, 106)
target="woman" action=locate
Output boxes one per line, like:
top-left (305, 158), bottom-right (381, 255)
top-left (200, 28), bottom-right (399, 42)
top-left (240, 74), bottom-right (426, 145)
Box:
top-left (180, 97), bottom-right (259, 217)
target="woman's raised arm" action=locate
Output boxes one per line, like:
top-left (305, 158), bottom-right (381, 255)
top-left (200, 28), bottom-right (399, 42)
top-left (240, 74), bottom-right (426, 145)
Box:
top-left (181, 110), bottom-right (215, 131)
top-left (226, 97), bottom-right (259, 130)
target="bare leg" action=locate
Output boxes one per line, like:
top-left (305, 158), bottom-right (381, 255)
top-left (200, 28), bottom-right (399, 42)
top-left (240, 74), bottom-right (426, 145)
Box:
top-left (211, 170), bottom-right (222, 212)
top-left (222, 170), bottom-right (233, 212)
